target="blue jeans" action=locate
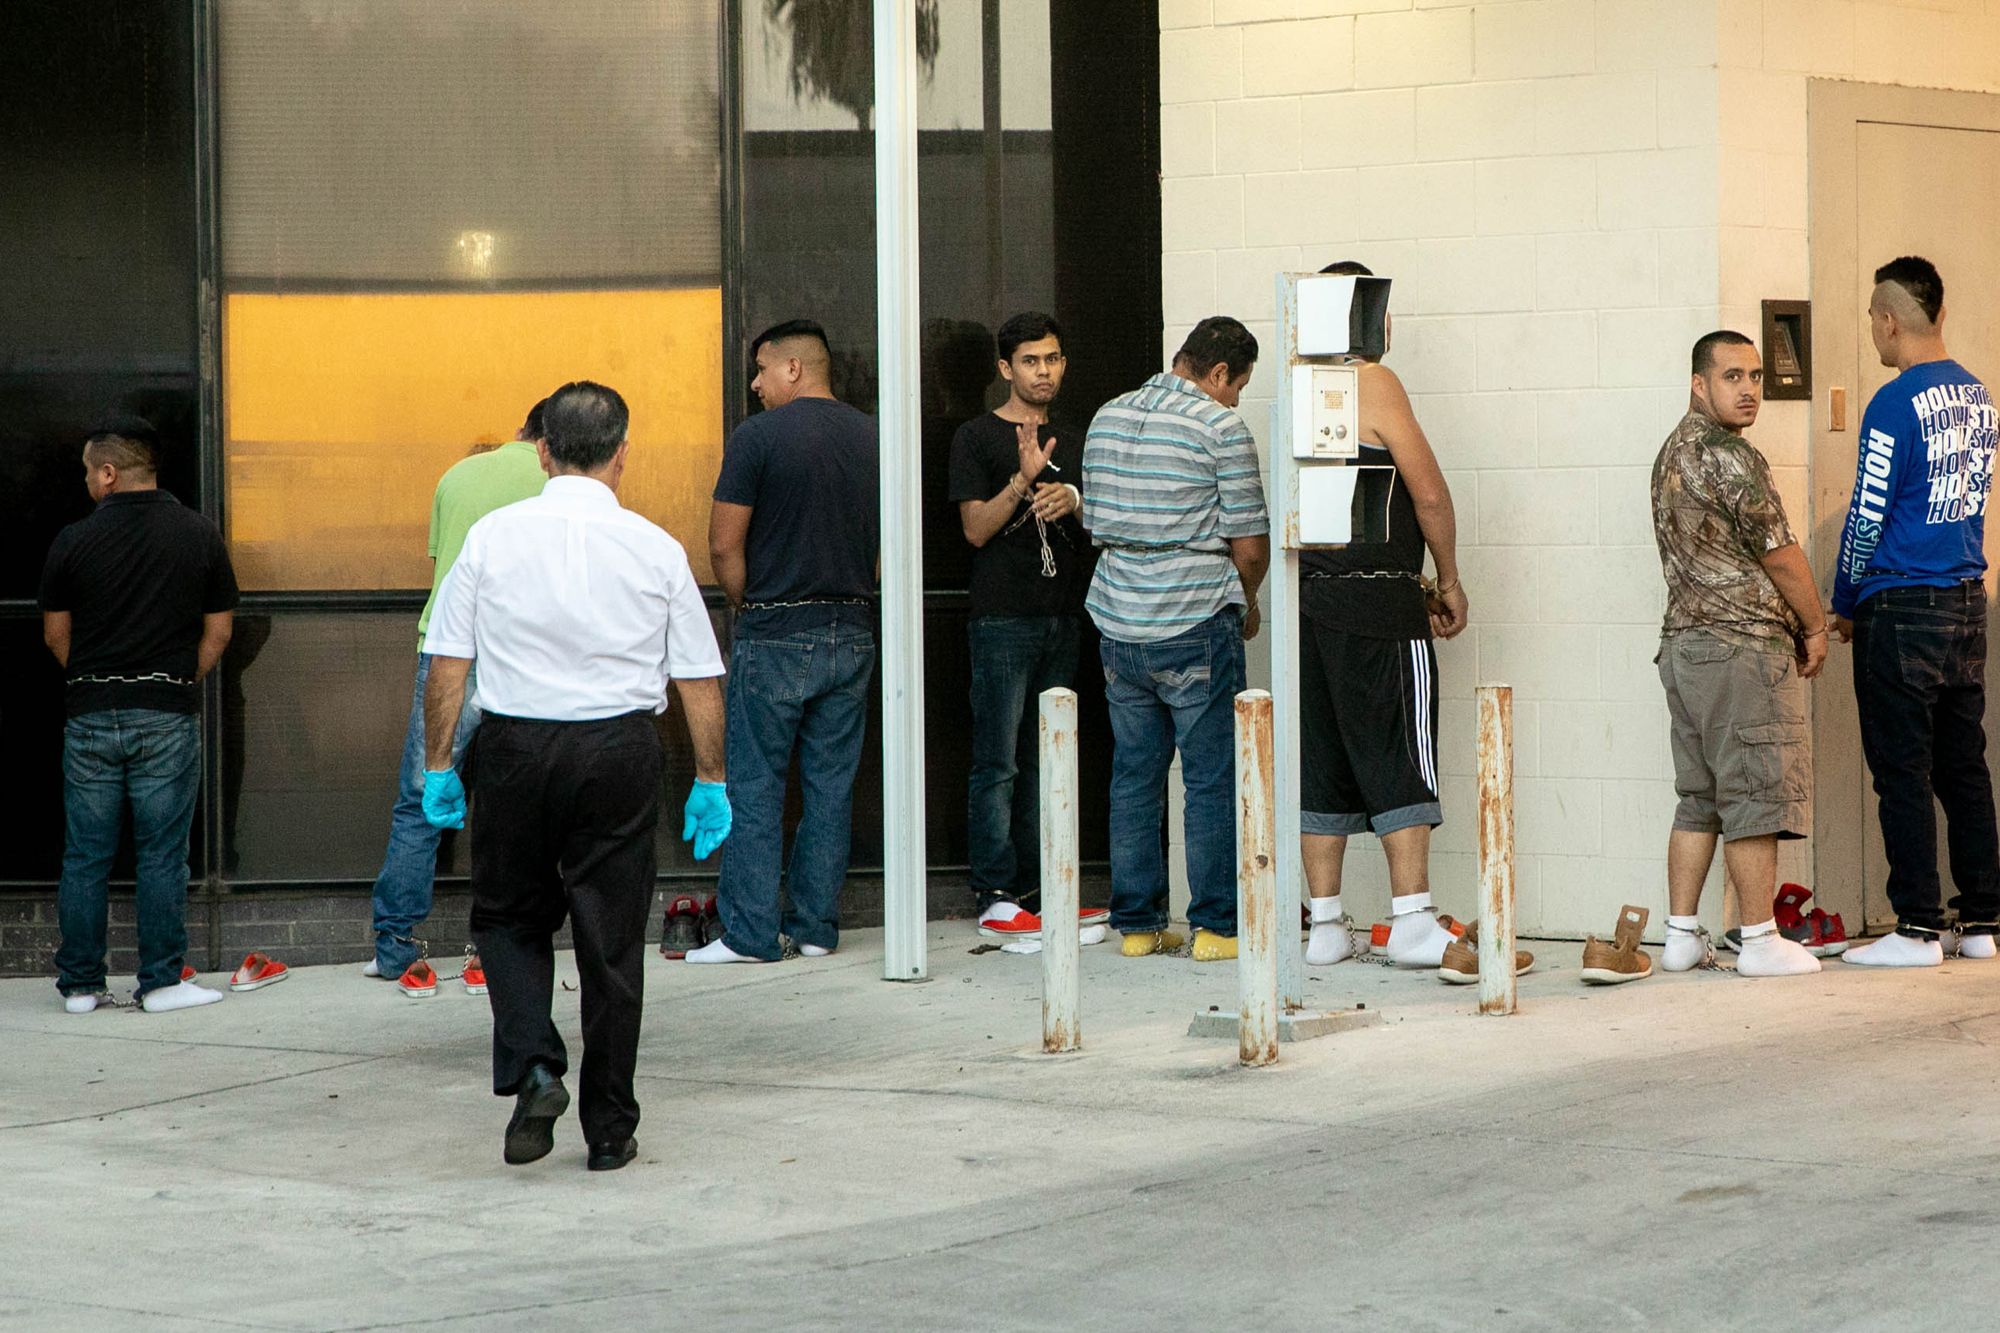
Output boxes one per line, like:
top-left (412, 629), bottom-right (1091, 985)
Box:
top-left (967, 615), bottom-right (1079, 905)
top-left (370, 653), bottom-right (481, 976)
top-left (717, 620), bottom-right (876, 959)
top-left (1853, 585), bottom-right (2000, 935)
top-left (56, 709), bottom-right (202, 999)
top-left (1101, 608), bottom-right (1245, 937)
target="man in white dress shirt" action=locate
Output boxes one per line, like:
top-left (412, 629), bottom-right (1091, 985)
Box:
top-left (420, 380), bottom-right (730, 1172)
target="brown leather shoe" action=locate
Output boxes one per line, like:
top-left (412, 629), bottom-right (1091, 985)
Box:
top-left (1437, 920), bottom-right (1534, 984)
top-left (1580, 904), bottom-right (1653, 984)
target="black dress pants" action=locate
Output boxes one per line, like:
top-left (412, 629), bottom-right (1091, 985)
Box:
top-left (1853, 584), bottom-right (2000, 936)
top-left (470, 711), bottom-right (662, 1145)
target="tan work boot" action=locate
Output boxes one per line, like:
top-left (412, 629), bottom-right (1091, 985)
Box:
top-left (1580, 904), bottom-right (1653, 984)
top-left (1190, 929), bottom-right (1237, 962)
top-left (1437, 920), bottom-right (1533, 984)
top-left (1120, 928), bottom-right (1185, 957)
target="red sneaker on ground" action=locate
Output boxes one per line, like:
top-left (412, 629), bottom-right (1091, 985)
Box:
top-left (398, 959), bottom-right (439, 998)
top-left (462, 956), bottom-right (488, 996)
top-left (228, 952), bottom-right (289, 992)
top-left (181, 963), bottom-right (197, 982)
top-left (977, 907), bottom-right (1108, 940)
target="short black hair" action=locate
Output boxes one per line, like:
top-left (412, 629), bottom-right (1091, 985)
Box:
top-left (84, 414), bottom-right (161, 474)
top-left (1691, 329), bottom-right (1756, 376)
top-left (996, 311), bottom-right (1064, 363)
top-left (1174, 316), bottom-right (1259, 384)
top-left (1874, 255), bottom-right (1944, 325)
top-left (520, 396), bottom-right (549, 442)
top-left (751, 319), bottom-right (830, 359)
top-left (1318, 260), bottom-right (1374, 277)
top-left (540, 381), bottom-right (629, 472)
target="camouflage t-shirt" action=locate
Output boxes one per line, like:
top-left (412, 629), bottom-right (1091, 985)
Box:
top-left (1651, 411), bottom-right (1801, 649)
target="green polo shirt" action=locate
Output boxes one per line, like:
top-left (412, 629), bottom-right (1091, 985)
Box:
top-left (417, 439), bottom-right (548, 642)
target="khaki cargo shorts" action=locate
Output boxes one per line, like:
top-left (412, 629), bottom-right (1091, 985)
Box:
top-left (1656, 629), bottom-right (1810, 841)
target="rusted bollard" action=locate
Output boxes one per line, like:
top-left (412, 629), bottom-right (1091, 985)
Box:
top-left (1476, 684), bottom-right (1517, 1016)
top-left (1237, 690), bottom-right (1279, 1067)
top-left (1040, 688), bottom-right (1080, 1053)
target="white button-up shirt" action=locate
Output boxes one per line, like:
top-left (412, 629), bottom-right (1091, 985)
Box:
top-left (423, 475), bottom-right (724, 721)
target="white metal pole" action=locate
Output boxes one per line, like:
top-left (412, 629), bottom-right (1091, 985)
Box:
top-left (1040, 688), bottom-right (1080, 1053)
top-left (1476, 685), bottom-right (1516, 1016)
top-left (1237, 689), bottom-right (1279, 1067)
top-left (1269, 275), bottom-right (1305, 1009)
top-left (875, 0), bottom-right (928, 981)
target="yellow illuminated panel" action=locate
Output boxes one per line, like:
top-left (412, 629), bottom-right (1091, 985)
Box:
top-left (224, 287), bottom-right (723, 590)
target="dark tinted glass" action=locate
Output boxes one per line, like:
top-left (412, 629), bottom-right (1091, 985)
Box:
top-left (0, 619), bottom-right (208, 885)
top-left (222, 610), bottom-right (754, 883)
top-left (0, 1), bottom-right (200, 601)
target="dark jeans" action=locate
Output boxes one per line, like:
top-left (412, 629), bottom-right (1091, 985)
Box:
top-left (967, 615), bottom-right (1079, 907)
top-left (1100, 607), bottom-right (1245, 937)
top-left (469, 711), bottom-right (661, 1146)
top-left (1853, 584), bottom-right (2000, 935)
top-left (717, 618), bottom-right (876, 959)
top-left (56, 709), bottom-right (201, 999)
top-left (370, 653), bottom-right (482, 977)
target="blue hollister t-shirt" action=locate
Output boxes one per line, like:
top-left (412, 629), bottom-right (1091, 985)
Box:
top-left (1833, 359), bottom-right (1999, 617)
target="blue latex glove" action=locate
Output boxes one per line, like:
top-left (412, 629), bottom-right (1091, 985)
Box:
top-left (421, 769), bottom-right (466, 830)
top-left (682, 780), bottom-right (732, 861)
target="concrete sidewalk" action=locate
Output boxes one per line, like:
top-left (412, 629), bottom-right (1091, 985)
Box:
top-left (3, 926), bottom-right (1997, 1331)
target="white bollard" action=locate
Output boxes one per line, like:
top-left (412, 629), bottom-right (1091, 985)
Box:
top-left (1236, 690), bottom-right (1279, 1067)
top-left (1039, 688), bottom-right (1080, 1054)
top-left (1476, 684), bottom-right (1517, 1016)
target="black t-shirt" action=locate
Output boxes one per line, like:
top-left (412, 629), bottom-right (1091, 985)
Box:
top-left (1301, 443), bottom-right (1430, 640)
top-left (713, 396), bottom-right (880, 638)
top-left (946, 412), bottom-right (1089, 618)
top-left (38, 490), bottom-right (239, 717)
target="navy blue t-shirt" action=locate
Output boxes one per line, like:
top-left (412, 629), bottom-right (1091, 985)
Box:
top-left (713, 396), bottom-right (880, 637)
top-left (1834, 359), bottom-right (1998, 616)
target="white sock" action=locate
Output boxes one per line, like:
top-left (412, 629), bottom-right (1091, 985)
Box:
top-left (140, 981), bottom-right (224, 1013)
top-left (1305, 895), bottom-right (1354, 966)
top-left (1844, 931), bottom-right (1944, 968)
top-left (1961, 933), bottom-right (1998, 960)
top-left (1734, 920), bottom-right (1820, 977)
top-left (979, 900), bottom-right (1025, 925)
top-left (64, 992), bottom-right (107, 1014)
top-left (361, 959), bottom-right (382, 978)
top-left (685, 938), bottom-right (763, 964)
top-left (1661, 916), bottom-right (1707, 972)
top-left (798, 943), bottom-right (833, 958)
top-left (1079, 924), bottom-right (1108, 947)
top-left (1385, 895), bottom-right (1453, 968)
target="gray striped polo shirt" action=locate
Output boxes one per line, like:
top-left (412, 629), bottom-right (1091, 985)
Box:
top-left (1080, 372), bottom-right (1269, 643)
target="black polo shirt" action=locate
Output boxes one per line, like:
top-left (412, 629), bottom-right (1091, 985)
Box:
top-left (38, 490), bottom-right (239, 718)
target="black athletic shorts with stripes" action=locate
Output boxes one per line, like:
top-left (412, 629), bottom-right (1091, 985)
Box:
top-left (1299, 618), bottom-right (1443, 837)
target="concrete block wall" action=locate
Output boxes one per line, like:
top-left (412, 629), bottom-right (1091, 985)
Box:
top-left (1161, 0), bottom-right (1730, 938)
top-left (1716, 0), bottom-right (2000, 531)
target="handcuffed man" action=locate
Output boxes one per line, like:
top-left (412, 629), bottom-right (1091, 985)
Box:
top-left (1832, 257), bottom-right (2000, 968)
top-left (1649, 331), bottom-right (1825, 978)
top-left (1293, 261), bottom-right (1471, 972)
top-left (1081, 317), bottom-right (1269, 963)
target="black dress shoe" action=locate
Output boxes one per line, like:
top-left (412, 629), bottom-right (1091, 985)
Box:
top-left (502, 1064), bottom-right (570, 1165)
top-left (587, 1137), bottom-right (638, 1172)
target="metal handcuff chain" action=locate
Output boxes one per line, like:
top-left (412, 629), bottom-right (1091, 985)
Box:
top-left (997, 496), bottom-right (1062, 579)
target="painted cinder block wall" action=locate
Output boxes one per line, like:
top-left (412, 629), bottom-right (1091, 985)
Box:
top-left (1156, 0), bottom-right (2000, 940)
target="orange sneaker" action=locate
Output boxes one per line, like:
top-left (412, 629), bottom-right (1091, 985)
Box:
top-left (398, 959), bottom-right (439, 998)
top-left (462, 955), bottom-right (488, 996)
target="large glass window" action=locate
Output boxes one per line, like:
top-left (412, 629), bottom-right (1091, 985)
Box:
top-left (218, 0), bottom-right (725, 590)
top-left (0, 3), bottom-right (202, 884)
